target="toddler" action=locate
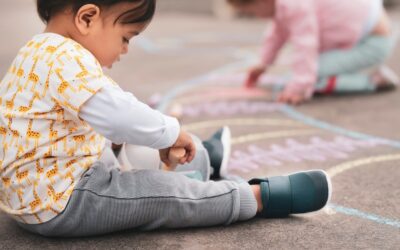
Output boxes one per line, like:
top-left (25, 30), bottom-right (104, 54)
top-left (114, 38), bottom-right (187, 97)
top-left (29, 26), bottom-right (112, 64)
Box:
top-left (0, 0), bottom-right (331, 237)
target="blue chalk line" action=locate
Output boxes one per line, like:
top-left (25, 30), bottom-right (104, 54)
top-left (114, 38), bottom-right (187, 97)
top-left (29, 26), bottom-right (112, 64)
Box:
top-left (280, 106), bottom-right (400, 149)
top-left (329, 204), bottom-right (400, 229)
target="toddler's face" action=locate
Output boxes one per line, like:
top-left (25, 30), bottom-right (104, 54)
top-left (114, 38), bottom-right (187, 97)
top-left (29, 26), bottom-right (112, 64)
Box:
top-left (76, 2), bottom-right (149, 69)
top-left (235, 0), bottom-right (275, 18)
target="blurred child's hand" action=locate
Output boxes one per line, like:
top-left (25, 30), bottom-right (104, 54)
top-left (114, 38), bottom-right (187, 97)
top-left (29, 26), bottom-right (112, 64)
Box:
top-left (278, 90), bottom-right (308, 105)
top-left (245, 64), bottom-right (267, 88)
top-left (278, 83), bottom-right (314, 105)
top-left (159, 130), bottom-right (196, 166)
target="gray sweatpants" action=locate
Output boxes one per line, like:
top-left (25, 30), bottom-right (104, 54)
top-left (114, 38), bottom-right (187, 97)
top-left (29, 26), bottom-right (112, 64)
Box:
top-left (18, 136), bottom-right (257, 237)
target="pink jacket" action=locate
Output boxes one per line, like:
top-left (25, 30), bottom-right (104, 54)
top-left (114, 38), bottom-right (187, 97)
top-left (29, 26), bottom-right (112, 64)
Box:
top-left (262, 0), bottom-right (379, 96)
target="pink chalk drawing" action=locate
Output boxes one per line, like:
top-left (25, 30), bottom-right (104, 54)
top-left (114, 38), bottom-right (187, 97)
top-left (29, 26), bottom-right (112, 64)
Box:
top-left (228, 136), bottom-right (384, 173)
top-left (173, 86), bottom-right (272, 105)
top-left (207, 73), bottom-right (288, 87)
top-left (181, 100), bottom-right (284, 117)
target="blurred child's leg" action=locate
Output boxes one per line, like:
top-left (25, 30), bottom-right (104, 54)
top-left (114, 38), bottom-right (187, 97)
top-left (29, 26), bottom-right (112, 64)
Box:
top-left (18, 161), bottom-right (257, 237)
top-left (315, 36), bottom-right (392, 94)
top-left (118, 134), bottom-right (211, 181)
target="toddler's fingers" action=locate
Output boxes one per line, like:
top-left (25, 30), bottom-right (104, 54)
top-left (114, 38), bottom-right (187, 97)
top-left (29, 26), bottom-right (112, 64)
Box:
top-left (159, 149), bottom-right (171, 166)
top-left (186, 145), bottom-right (196, 163)
top-left (169, 147), bottom-right (186, 165)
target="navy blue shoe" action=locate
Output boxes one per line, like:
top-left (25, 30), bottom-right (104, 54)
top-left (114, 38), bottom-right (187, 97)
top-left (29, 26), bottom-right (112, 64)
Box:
top-left (202, 126), bottom-right (231, 179)
top-left (249, 170), bottom-right (332, 218)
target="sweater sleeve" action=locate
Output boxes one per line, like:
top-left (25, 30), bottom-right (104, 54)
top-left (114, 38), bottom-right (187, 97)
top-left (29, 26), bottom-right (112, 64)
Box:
top-left (280, 0), bottom-right (320, 97)
top-left (260, 21), bottom-right (289, 67)
top-left (79, 84), bottom-right (180, 149)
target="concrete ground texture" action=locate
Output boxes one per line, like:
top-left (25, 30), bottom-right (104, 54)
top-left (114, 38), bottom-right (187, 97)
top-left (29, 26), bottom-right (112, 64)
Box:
top-left (0, 0), bottom-right (399, 249)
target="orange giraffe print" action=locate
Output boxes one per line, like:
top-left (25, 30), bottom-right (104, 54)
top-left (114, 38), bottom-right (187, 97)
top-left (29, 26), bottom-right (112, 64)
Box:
top-left (8, 48), bottom-right (30, 91)
top-left (66, 147), bottom-right (76, 157)
top-left (42, 45), bottom-right (57, 63)
top-left (34, 37), bottom-right (48, 50)
top-left (56, 50), bottom-right (72, 67)
top-left (0, 126), bottom-right (6, 140)
top-left (49, 120), bottom-right (58, 151)
top-left (61, 120), bottom-right (69, 129)
top-left (43, 147), bottom-right (53, 166)
top-left (45, 204), bottom-right (61, 215)
top-left (29, 181), bottom-right (43, 212)
top-left (5, 85), bottom-right (23, 111)
top-left (69, 126), bottom-right (78, 134)
top-left (1, 177), bottom-right (11, 189)
top-left (35, 100), bottom-right (64, 120)
top-left (16, 188), bottom-right (25, 207)
top-left (46, 161), bottom-right (59, 185)
top-left (73, 135), bottom-right (85, 144)
top-left (82, 145), bottom-right (92, 155)
top-left (2, 143), bottom-right (9, 157)
top-left (60, 136), bottom-right (68, 151)
top-left (7, 116), bottom-right (20, 147)
top-left (64, 169), bottom-right (75, 184)
top-left (16, 145), bottom-right (25, 159)
top-left (75, 56), bottom-right (89, 76)
top-left (55, 68), bottom-right (77, 99)
top-left (23, 56), bottom-right (40, 91)
top-left (47, 185), bottom-right (66, 210)
top-left (26, 120), bottom-right (41, 147)
top-left (41, 61), bottom-right (54, 98)
top-left (16, 166), bottom-right (32, 185)
top-left (35, 159), bottom-right (44, 179)
top-left (23, 148), bottom-right (37, 162)
top-left (88, 134), bottom-right (97, 145)
top-left (75, 56), bottom-right (97, 93)
top-left (65, 159), bottom-right (77, 168)
top-left (64, 161), bottom-right (76, 184)
top-left (18, 91), bottom-right (40, 113)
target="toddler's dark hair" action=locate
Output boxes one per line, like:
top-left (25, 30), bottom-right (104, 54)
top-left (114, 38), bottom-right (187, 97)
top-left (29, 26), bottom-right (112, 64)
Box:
top-left (36, 0), bottom-right (156, 24)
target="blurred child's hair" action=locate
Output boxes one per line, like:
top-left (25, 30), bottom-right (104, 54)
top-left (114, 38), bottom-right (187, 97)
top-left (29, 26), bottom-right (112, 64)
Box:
top-left (226, 0), bottom-right (257, 5)
top-left (36, 0), bottom-right (156, 24)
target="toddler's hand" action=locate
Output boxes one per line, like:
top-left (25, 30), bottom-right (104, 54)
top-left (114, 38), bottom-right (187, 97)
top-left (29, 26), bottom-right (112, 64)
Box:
top-left (245, 64), bottom-right (267, 88)
top-left (162, 148), bottom-right (186, 171)
top-left (278, 84), bottom-right (314, 105)
top-left (278, 91), bottom-right (307, 105)
top-left (159, 130), bottom-right (196, 166)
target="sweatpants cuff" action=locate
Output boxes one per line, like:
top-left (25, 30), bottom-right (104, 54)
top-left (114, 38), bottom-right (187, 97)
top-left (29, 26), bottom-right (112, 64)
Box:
top-left (237, 183), bottom-right (258, 221)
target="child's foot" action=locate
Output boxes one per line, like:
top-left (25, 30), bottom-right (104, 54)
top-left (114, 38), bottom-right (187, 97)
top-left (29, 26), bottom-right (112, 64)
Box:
top-left (202, 126), bottom-right (231, 179)
top-left (371, 66), bottom-right (399, 92)
top-left (249, 170), bottom-right (332, 218)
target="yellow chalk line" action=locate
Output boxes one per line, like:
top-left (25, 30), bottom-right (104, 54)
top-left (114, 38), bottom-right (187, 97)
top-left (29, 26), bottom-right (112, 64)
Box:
top-left (327, 154), bottom-right (400, 178)
top-left (231, 129), bottom-right (320, 145)
top-left (182, 118), bottom-right (304, 131)
top-left (325, 154), bottom-right (400, 222)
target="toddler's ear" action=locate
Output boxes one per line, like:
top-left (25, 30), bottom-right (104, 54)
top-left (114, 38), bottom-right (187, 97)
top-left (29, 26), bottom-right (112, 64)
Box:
top-left (75, 4), bottom-right (101, 35)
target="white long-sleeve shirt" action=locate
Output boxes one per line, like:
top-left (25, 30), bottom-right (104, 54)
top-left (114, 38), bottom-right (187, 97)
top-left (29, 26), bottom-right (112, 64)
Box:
top-left (80, 84), bottom-right (180, 149)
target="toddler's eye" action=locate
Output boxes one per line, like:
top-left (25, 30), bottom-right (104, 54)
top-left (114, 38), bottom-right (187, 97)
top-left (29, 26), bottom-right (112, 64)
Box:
top-left (123, 37), bottom-right (130, 44)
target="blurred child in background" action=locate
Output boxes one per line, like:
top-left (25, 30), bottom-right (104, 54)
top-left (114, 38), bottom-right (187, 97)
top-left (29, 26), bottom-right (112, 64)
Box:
top-left (227, 0), bottom-right (398, 105)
